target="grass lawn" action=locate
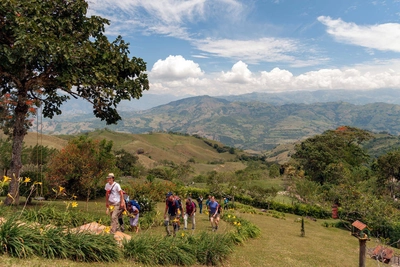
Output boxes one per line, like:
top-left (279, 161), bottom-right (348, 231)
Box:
top-left (223, 212), bottom-right (385, 267)
top-left (0, 198), bottom-right (395, 267)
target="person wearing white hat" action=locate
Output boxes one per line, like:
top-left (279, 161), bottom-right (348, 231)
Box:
top-left (105, 173), bottom-right (124, 234)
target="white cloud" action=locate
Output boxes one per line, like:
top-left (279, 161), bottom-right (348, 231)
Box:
top-left (318, 16), bottom-right (400, 52)
top-left (148, 56), bottom-right (400, 96)
top-left (88, 0), bottom-right (244, 39)
top-left (193, 38), bottom-right (299, 63)
top-left (258, 68), bottom-right (294, 91)
top-left (88, 0), bottom-right (207, 38)
top-left (150, 55), bottom-right (204, 80)
top-left (218, 61), bottom-right (253, 83)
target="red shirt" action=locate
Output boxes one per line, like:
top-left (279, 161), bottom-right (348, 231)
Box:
top-left (186, 201), bottom-right (195, 214)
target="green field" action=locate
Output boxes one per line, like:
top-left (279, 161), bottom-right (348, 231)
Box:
top-left (0, 198), bottom-right (393, 267)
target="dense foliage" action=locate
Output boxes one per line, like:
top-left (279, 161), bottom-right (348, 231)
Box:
top-left (0, 0), bottom-right (149, 205)
top-left (46, 136), bottom-right (115, 200)
top-left (291, 126), bottom-right (400, 244)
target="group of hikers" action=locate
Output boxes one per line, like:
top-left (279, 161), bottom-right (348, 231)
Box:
top-left (164, 193), bottom-right (226, 236)
top-left (105, 172), bottom-right (230, 236)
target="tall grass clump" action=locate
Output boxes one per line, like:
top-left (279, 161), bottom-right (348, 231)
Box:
top-left (40, 227), bottom-right (71, 259)
top-left (124, 233), bottom-right (197, 265)
top-left (64, 231), bottom-right (121, 262)
top-left (124, 234), bottom-right (161, 265)
top-left (21, 204), bottom-right (99, 227)
top-left (193, 231), bottom-right (234, 265)
top-left (123, 232), bottom-right (234, 266)
top-left (0, 216), bottom-right (42, 258)
top-left (223, 211), bottom-right (261, 241)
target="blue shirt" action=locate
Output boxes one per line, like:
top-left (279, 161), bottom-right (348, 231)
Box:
top-left (209, 201), bottom-right (219, 214)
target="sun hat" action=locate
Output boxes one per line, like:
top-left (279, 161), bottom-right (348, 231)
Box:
top-left (107, 173), bottom-right (115, 178)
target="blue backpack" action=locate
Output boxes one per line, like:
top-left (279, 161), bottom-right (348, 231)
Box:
top-left (129, 200), bottom-right (141, 211)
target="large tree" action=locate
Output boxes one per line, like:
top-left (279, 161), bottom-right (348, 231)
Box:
top-left (292, 126), bottom-right (373, 184)
top-left (0, 0), bottom-right (149, 205)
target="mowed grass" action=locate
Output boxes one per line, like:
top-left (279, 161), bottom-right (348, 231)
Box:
top-left (0, 198), bottom-right (392, 267)
top-left (222, 212), bottom-right (370, 267)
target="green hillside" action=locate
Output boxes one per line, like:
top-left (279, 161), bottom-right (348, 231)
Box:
top-left (38, 97), bottom-right (400, 152)
top-left (20, 130), bottom-right (248, 175)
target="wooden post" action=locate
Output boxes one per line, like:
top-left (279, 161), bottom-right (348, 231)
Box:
top-left (359, 239), bottom-right (367, 267)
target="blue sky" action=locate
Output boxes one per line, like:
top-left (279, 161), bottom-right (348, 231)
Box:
top-left (88, 0), bottom-right (400, 97)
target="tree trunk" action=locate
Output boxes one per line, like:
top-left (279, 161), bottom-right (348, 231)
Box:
top-left (86, 188), bottom-right (91, 211)
top-left (4, 100), bottom-right (29, 205)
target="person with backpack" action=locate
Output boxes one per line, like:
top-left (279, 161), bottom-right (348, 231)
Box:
top-left (126, 200), bottom-right (140, 233)
top-left (223, 197), bottom-right (229, 210)
top-left (105, 173), bottom-right (124, 234)
top-left (208, 196), bottom-right (220, 231)
top-left (164, 192), bottom-right (180, 236)
top-left (174, 194), bottom-right (184, 230)
top-left (184, 197), bottom-right (196, 230)
top-left (117, 190), bottom-right (130, 232)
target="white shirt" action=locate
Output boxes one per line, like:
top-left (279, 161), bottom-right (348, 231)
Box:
top-left (105, 182), bottom-right (122, 204)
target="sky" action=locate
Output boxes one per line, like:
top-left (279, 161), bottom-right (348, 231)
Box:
top-left (88, 0), bottom-right (400, 97)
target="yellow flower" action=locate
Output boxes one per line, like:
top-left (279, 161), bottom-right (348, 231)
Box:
top-left (234, 221), bottom-right (237, 225)
top-left (3, 176), bottom-right (11, 183)
top-left (232, 216), bottom-right (236, 219)
top-left (104, 226), bottom-right (111, 234)
top-left (59, 186), bottom-right (65, 193)
top-left (23, 177), bottom-right (31, 184)
top-left (181, 232), bottom-right (185, 237)
top-left (109, 205), bottom-right (115, 211)
top-left (122, 210), bottom-right (128, 215)
top-left (71, 202), bottom-right (78, 208)
top-left (228, 215), bottom-right (231, 218)
top-left (237, 222), bottom-right (241, 226)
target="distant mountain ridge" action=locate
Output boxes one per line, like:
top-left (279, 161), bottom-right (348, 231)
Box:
top-left (39, 94), bottom-right (400, 151)
top-left (58, 88), bottom-right (400, 114)
top-left (218, 88), bottom-right (400, 105)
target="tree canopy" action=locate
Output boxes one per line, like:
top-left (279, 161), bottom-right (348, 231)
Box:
top-left (47, 136), bottom-right (115, 201)
top-left (0, 0), bottom-right (149, 205)
top-left (292, 126), bottom-right (373, 184)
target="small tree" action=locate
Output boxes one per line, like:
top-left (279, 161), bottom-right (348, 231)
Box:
top-left (47, 136), bottom-right (116, 206)
top-left (115, 149), bottom-right (138, 176)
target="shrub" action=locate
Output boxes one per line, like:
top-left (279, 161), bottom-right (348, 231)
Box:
top-left (0, 216), bottom-right (42, 258)
top-left (65, 231), bottom-right (121, 262)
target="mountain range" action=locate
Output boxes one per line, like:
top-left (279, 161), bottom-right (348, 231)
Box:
top-left (36, 89), bottom-right (400, 152)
